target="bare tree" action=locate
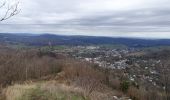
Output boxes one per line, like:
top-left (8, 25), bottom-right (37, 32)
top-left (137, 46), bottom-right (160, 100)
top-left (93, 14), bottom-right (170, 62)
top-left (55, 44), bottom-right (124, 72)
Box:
top-left (0, 0), bottom-right (20, 21)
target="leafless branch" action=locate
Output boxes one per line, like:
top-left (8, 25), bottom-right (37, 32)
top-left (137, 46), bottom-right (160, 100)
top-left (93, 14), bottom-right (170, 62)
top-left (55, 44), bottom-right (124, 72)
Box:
top-left (0, 1), bottom-right (6, 8)
top-left (0, 0), bottom-right (20, 21)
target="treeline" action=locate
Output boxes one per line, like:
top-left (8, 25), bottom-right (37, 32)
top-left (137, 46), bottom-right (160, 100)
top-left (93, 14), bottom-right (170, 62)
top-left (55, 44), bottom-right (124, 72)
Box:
top-left (2, 33), bottom-right (170, 47)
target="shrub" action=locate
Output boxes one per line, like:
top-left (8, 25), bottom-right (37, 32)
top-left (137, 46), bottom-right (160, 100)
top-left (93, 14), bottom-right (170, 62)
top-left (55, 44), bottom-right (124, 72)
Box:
top-left (127, 87), bottom-right (145, 100)
top-left (0, 48), bottom-right (63, 87)
top-left (120, 81), bottom-right (130, 93)
top-left (62, 60), bottom-right (109, 97)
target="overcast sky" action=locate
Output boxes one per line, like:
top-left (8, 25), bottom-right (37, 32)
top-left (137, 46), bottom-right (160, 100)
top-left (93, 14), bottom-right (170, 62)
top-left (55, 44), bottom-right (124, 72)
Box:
top-left (0, 0), bottom-right (170, 38)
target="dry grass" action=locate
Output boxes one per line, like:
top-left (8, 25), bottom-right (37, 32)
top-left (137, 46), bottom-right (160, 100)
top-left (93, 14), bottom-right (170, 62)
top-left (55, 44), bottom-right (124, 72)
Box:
top-left (3, 81), bottom-right (86, 100)
top-left (127, 86), bottom-right (168, 100)
top-left (3, 80), bottom-right (126, 100)
top-left (3, 84), bottom-right (37, 100)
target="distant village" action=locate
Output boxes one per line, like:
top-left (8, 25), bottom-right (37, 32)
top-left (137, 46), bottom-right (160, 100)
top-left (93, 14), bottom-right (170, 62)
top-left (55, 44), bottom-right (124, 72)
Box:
top-left (54, 45), bottom-right (167, 91)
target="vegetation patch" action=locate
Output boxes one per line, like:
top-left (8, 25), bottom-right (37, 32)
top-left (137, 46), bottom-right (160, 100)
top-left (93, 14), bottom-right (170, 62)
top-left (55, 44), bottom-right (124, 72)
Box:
top-left (4, 82), bottom-right (86, 100)
top-left (18, 86), bottom-right (85, 100)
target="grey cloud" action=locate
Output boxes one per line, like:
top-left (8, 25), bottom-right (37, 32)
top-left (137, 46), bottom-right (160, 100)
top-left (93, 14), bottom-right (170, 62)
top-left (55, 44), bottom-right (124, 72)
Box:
top-left (0, 0), bottom-right (170, 38)
top-left (67, 9), bottom-right (170, 26)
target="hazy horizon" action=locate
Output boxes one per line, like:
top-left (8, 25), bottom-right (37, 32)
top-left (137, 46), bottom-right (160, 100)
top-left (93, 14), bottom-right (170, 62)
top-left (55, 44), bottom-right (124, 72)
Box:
top-left (2, 32), bottom-right (170, 39)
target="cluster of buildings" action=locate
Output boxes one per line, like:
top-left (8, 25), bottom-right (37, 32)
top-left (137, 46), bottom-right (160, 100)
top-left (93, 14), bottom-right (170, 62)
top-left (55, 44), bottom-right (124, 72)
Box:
top-left (54, 45), bottom-right (167, 90)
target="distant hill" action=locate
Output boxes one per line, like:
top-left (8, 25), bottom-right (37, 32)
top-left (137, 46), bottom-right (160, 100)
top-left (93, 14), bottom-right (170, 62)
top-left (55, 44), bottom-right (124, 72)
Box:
top-left (1, 33), bottom-right (170, 47)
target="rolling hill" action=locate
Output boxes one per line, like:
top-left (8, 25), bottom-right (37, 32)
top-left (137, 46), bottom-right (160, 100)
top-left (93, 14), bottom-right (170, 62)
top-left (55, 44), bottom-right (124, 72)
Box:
top-left (1, 33), bottom-right (170, 47)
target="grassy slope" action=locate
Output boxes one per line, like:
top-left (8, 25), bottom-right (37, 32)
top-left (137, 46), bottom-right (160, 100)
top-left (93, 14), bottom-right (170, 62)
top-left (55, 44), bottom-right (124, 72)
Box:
top-left (3, 81), bottom-right (86, 100)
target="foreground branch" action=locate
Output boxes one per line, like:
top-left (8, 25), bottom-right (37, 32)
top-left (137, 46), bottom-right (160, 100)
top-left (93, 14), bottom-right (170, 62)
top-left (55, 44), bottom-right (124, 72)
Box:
top-left (0, 1), bottom-right (6, 8)
top-left (0, 1), bottom-right (20, 21)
